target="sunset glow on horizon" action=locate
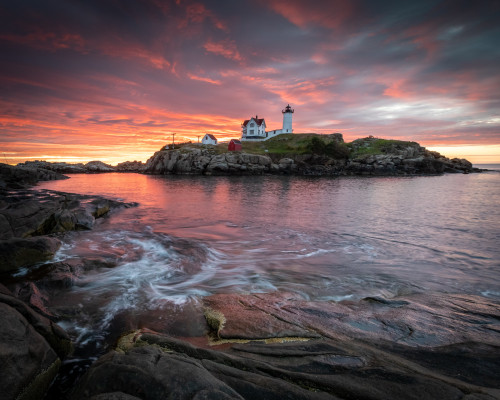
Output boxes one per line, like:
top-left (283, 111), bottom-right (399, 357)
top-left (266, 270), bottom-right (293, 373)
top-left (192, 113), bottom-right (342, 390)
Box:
top-left (1, 0), bottom-right (499, 165)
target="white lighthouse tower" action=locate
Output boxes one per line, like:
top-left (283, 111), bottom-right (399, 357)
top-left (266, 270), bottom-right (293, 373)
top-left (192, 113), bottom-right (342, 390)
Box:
top-left (282, 104), bottom-right (294, 133)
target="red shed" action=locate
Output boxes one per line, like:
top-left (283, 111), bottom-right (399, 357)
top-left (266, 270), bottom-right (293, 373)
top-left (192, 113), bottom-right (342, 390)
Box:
top-left (228, 139), bottom-right (242, 152)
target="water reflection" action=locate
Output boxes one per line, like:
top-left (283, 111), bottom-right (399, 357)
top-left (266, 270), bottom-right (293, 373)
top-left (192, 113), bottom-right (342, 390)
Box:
top-left (35, 173), bottom-right (500, 340)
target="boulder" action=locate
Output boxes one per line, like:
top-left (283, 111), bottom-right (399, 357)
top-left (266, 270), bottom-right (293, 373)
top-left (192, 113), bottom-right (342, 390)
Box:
top-left (0, 284), bottom-right (71, 400)
top-left (72, 345), bottom-right (244, 400)
top-left (0, 236), bottom-right (61, 272)
top-left (84, 161), bottom-right (115, 173)
top-left (115, 161), bottom-right (144, 172)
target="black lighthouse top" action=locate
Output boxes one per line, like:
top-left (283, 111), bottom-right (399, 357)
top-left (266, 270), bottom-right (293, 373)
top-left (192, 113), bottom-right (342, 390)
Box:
top-left (282, 104), bottom-right (294, 114)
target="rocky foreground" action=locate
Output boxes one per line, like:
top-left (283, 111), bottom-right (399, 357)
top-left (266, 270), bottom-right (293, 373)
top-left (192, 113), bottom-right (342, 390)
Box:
top-left (71, 291), bottom-right (500, 399)
top-left (0, 165), bottom-right (137, 399)
top-left (143, 136), bottom-right (477, 176)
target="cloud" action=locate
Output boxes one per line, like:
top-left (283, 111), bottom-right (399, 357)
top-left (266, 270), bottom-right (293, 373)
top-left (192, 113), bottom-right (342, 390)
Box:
top-left (203, 39), bottom-right (242, 62)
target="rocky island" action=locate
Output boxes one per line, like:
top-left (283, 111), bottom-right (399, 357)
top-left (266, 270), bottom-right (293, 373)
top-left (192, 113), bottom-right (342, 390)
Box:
top-left (143, 134), bottom-right (478, 176)
top-left (15, 134), bottom-right (479, 177)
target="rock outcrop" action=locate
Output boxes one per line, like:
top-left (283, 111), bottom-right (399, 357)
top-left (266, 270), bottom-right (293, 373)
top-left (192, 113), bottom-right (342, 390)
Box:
top-left (0, 163), bottom-right (68, 191)
top-left (0, 237), bottom-right (62, 273)
top-left (144, 147), bottom-right (275, 175)
top-left (16, 160), bottom-right (116, 173)
top-left (0, 189), bottom-right (136, 272)
top-left (143, 139), bottom-right (477, 177)
top-left (115, 160), bottom-right (145, 172)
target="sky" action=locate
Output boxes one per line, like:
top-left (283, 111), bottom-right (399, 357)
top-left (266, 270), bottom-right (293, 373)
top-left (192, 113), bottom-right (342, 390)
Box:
top-left (1, 0), bottom-right (500, 165)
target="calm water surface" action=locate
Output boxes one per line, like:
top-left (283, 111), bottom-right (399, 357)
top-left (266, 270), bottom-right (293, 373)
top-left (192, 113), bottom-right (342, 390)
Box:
top-left (35, 172), bottom-right (500, 387)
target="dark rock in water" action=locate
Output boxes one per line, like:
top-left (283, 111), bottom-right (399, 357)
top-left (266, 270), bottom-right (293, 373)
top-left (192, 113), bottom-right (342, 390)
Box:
top-left (0, 283), bottom-right (71, 400)
top-left (203, 292), bottom-right (500, 347)
top-left (84, 161), bottom-right (115, 172)
top-left (73, 208), bottom-right (96, 230)
top-left (115, 160), bottom-right (145, 172)
top-left (0, 162), bottom-right (68, 191)
top-left (0, 189), bottom-right (136, 240)
top-left (15, 160), bottom-right (117, 173)
top-left (16, 160), bottom-right (87, 174)
top-left (8, 258), bottom-right (118, 320)
top-left (0, 236), bottom-right (61, 272)
top-left (88, 198), bottom-right (111, 218)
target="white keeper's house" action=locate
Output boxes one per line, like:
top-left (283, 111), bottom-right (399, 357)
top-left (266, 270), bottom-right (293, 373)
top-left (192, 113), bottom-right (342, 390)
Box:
top-left (241, 104), bottom-right (294, 142)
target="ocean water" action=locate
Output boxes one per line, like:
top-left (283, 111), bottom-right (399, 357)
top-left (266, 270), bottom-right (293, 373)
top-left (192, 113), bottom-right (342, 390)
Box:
top-left (32, 171), bottom-right (500, 390)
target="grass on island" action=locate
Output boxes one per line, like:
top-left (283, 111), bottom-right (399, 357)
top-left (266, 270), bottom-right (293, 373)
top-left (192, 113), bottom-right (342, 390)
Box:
top-left (161, 134), bottom-right (419, 160)
top-left (347, 138), bottom-right (418, 158)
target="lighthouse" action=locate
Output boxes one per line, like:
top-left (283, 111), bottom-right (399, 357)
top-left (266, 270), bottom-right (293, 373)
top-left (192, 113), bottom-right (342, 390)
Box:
top-left (282, 104), bottom-right (294, 133)
top-left (241, 104), bottom-right (295, 141)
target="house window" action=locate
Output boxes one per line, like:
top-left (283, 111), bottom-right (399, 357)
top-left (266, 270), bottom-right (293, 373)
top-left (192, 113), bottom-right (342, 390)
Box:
top-left (250, 129), bottom-right (254, 135)
top-left (250, 122), bottom-right (255, 127)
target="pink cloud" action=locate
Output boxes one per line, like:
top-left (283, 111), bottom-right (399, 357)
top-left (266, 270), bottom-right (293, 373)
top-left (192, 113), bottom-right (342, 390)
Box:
top-left (203, 39), bottom-right (243, 62)
top-left (187, 73), bottom-right (221, 85)
top-left (264, 0), bottom-right (354, 30)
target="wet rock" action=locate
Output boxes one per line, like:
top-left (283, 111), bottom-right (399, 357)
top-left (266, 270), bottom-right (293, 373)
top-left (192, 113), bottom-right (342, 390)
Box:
top-left (52, 208), bottom-right (77, 231)
top-left (0, 283), bottom-right (71, 400)
top-left (74, 209), bottom-right (96, 230)
top-left (0, 199), bottom-right (57, 238)
top-left (203, 292), bottom-right (500, 347)
top-left (88, 198), bottom-right (111, 218)
top-left (0, 236), bottom-right (61, 272)
top-left (204, 294), bottom-right (320, 340)
top-left (72, 345), bottom-right (244, 400)
top-left (0, 191), bottom-right (131, 239)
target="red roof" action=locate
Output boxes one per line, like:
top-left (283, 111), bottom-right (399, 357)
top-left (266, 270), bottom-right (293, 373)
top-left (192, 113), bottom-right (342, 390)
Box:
top-left (242, 117), bottom-right (265, 127)
top-left (205, 134), bottom-right (217, 141)
top-left (230, 139), bottom-right (241, 144)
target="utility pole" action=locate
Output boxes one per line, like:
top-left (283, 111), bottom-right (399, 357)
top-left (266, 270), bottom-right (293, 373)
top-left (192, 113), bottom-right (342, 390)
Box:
top-left (197, 135), bottom-right (201, 144)
top-left (171, 133), bottom-right (176, 149)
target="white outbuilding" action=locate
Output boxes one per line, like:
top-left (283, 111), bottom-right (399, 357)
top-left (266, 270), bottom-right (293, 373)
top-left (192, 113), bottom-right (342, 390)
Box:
top-left (201, 133), bottom-right (218, 145)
